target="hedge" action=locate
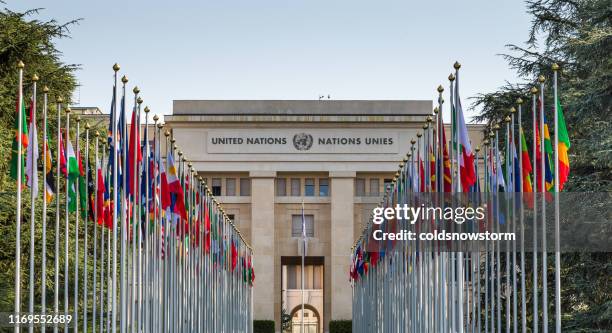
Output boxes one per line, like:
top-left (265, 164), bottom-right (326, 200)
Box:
top-left (329, 320), bottom-right (352, 333)
top-left (253, 320), bottom-right (275, 333)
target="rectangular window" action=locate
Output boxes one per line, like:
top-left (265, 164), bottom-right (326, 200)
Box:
top-left (291, 178), bottom-right (301, 196)
top-left (318, 178), bottom-right (329, 196)
top-left (369, 178), bottom-right (379, 196)
top-left (383, 178), bottom-right (393, 194)
top-left (355, 178), bottom-right (365, 196)
top-left (225, 178), bottom-right (236, 196)
top-left (304, 178), bottom-right (315, 196)
top-left (313, 265), bottom-right (323, 289)
top-left (287, 265), bottom-right (297, 289)
top-left (212, 178), bottom-right (222, 196)
top-left (240, 178), bottom-right (251, 196)
top-left (292, 214), bottom-right (314, 237)
top-left (276, 178), bottom-right (287, 196)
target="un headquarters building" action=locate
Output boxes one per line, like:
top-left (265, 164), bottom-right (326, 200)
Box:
top-left (163, 100), bottom-right (484, 333)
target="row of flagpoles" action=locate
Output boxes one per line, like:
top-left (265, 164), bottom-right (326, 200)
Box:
top-left (10, 61), bottom-right (255, 333)
top-left (350, 62), bottom-right (570, 332)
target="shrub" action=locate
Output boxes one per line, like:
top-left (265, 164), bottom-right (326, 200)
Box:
top-left (253, 320), bottom-right (275, 333)
top-left (329, 320), bottom-right (352, 333)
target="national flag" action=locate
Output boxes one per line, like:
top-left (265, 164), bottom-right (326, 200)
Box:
top-left (43, 118), bottom-right (56, 204)
top-left (66, 138), bottom-right (80, 212)
top-left (511, 133), bottom-right (521, 193)
top-left (204, 202), bottom-right (211, 253)
top-left (556, 98), bottom-right (570, 190)
top-left (494, 148), bottom-right (506, 190)
top-left (520, 128), bottom-right (533, 192)
top-left (10, 94), bottom-right (28, 183)
top-left (441, 123), bottom-right (452, 192)
top-left (96, 157), bottom-right (106, 226)
top-left (87, 159), bottom-right (96, 221)
top-left (454, 95), bottom-right (476, 191)
top-left (77, 152), bottom-right (88, 218)
top-left (419, 156), bottom-right (425, 192)
top-left (127, 109), bottom-right (142, 197)
top-left (543, 114), bottom-right (554, 191)
top-left (429, 147), bottom-right (436, 191)
top-left (25, 98), bottom-right (39, 197)
top-left (59, 132), bottom-right (67, 175)
top-left (103, 162), bottom-right (113, 229)
top-left (248, 255), bottom-right (255, 285)
top-left (167, 153), bottom-right (187, 220)
top-left (231, 239), bottom-right (237, 272)
top-left (159, 157), bottom-right (171, 210)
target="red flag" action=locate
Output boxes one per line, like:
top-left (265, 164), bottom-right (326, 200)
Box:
top-left (96, 162), bottom-right (106, 226)
top-left (59, 131), bottom-right (67, 176)
top-left (441, 124), bottom-right (452, 192)
top-left (231, 240), bottom-right (237, 272)
top-left (128, 110), bottom-right (142, 197)
top-left (204, 203), bottom-right (211, 253)
top-left (419, 157), bottom-right (425, 192)
top-left (160, 158), bottom-right (171, 210)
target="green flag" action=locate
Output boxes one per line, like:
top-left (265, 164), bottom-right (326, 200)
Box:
top-left (10, 95), bottom-right (28, 182)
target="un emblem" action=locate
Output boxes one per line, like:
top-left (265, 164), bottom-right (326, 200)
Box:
top-left (293, 133), bottom-right (313, 151)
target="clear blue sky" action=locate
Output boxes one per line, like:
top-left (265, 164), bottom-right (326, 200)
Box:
top-left (11, 0), bottom-right (531, 122)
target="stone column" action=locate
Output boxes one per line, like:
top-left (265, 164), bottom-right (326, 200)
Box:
top-left (250, 171), bottom-right (276, 324)
top-left (329, 171), bottom-right (355, 322)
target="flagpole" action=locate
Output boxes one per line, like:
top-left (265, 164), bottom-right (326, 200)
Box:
top-left (64, 107), bottom-right (71, 333)
top-left (517, 96), bottom-right (527, 333)
top-left (301, 200), bottom-right (305, 333)
top-left (93, 131), bottom-right (99, 333)
top-left (511, 106), bottom-right (519, 333)
top-left (111, 63), bottom-right (120, 333)
top-left (538, 74), bottom-right (548, 333)
top-left (15, 60), bottom-right (25, 333)
top-left (84, 121), bottom-right (91, 333)
top-left (28, 74), bottom-right (39, 333)
top-left (454, 61), bottom-right (464, 333)
top-left (120, 74), bottom-right (128, 333)
top-left (41, 84), bottom-right (49, 333)
top-left (130, 89), bottom-right (141, 333)
top-left (504, 114), bottom-right (511, 333)
top-left (100, 141), bottom-right (107, 333)
top-left (483, 136), bottom-right (490, 333)
top-left (531, 85), bottom-right (539, 333)
top-left (552, 63), bottom-right (561, 333)
top-left (74, 115), bottom-right (82, 333)
top-left (437, 84), bottom-right (444, 194)
top-left (143, 107), bottom-right (151, 333)
top-left (54, 95), bottom-right (63, 333)
top-left (448, 73), bottom-right (455, 192)
top-left (494, 122), bottom-right (502, 333)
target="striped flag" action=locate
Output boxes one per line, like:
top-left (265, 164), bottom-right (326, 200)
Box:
top-left (10, 94), bottom-right (28, 183)
top-left (555, 97), bottom-right (570, 190)
top-left (454, 93), bottom-right (476, 191)
top-left (520, 128), bottom-right (533, 192)
top-left (43, 118), bottom-right (55, 203)
top-left (167, 153), bottom-right (187, 220)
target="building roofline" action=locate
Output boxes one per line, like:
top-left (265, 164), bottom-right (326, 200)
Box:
top-left (173, 100), bottom-right (433, 116)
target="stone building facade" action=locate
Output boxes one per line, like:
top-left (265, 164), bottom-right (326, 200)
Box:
top-left (165, 100), bottom-right (485, 333)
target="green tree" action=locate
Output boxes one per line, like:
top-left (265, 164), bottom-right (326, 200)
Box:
top-left (472, 1), bottom-right (612, 331)
top-left (0, 5), bottom-right (80, 312)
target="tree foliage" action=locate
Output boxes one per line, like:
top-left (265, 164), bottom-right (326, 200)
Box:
top-left (472, 1), bottom-right (612, 330)
top-left (0, 5), bottom-right (80, 312)
top-left (472, 0), bottom-right (612, 191)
